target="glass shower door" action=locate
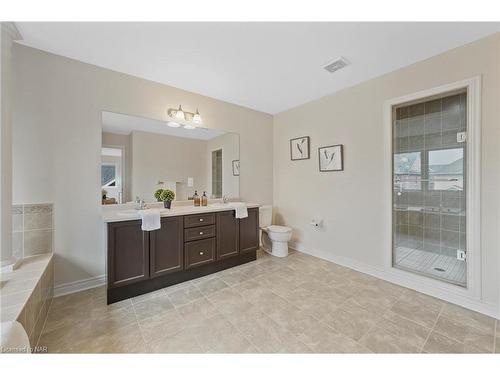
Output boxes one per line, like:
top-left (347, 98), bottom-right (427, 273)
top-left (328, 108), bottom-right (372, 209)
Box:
top-left (392, 92), bottom-right (467, 287)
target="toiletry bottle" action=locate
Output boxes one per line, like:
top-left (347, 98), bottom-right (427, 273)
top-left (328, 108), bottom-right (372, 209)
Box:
top-left (193, 190), bottom-right (200, 206)
top-left (201, 191), bottom-right (208, 206)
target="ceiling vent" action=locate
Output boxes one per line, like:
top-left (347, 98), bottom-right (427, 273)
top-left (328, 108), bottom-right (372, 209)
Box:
top-left (323, 57), bottom-right (349, 73)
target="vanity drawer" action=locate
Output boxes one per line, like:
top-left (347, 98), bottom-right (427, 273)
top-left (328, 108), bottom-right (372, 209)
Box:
top-left (185, 238), bottom-right (215, 269)
top-left (184, 213), bottom-right (215, 228)
top-left (185, 224), bottom-right (215, 242)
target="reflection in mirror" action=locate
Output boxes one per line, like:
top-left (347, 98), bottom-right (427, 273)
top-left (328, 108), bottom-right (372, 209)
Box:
top-left (101, 111), bottom-right (239, 204)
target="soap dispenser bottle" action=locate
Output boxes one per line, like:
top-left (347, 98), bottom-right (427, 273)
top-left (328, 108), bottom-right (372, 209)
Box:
top-left (193, 190), bottom-right (200, 206)
top-left (201, 191), bottom-right (208, 206)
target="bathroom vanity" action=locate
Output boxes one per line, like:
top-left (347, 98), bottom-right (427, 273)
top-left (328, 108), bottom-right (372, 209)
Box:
top-left (103, 205), bottom-right (259, 304)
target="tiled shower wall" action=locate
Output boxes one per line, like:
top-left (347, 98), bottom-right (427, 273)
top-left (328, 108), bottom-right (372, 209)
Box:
top-left (12, 203), bottom-right (54, 259)
top-left (393, 93), bottom-right (467, 258)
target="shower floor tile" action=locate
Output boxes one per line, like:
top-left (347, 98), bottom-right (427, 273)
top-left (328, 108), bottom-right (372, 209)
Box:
top-left (395, 247), bottom-right (466, 286)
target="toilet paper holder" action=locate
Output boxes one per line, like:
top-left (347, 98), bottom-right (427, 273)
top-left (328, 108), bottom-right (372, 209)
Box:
top-left (310, 219), bottom-right (323, 228)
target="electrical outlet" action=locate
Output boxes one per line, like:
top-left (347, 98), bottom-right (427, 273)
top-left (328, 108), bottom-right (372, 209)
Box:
top-left (457, 249), bottom-right (466, 261)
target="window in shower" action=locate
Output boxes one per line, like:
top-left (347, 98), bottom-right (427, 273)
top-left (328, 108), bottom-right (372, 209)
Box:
top-left (392, 91), bottom-right (467, 287)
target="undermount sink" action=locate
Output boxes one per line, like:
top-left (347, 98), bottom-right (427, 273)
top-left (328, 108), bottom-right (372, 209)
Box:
top-left (115, 210), bottom-right (139, 217)
top-left (209, 203), bottom-right (231, 207)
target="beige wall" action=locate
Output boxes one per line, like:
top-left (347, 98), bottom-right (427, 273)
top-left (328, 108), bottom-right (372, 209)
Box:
top-left (12, 44), bottom-right (273, 287)
top-left (273, 33), bottom-right (500, 311)
top-left (131, 130), bottom-right (208, 201)
top-left (1, 23), bottom-right (21, 266)
top-left (101, 131), bottom-right (132, 203)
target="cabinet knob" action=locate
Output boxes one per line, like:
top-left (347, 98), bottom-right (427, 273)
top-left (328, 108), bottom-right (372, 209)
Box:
top-left (199, 251), bottom-right (204, 255)
top-left (199, 218), bottom-right (204, 222)
top-left (199, 232), bottom-right (203, 235)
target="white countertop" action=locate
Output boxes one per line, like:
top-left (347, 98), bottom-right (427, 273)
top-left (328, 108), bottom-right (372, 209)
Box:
top-left (102, 202), bottom-right (260, 223)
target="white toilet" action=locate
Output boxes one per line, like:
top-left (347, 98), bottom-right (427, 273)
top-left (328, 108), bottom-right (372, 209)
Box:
top-left (258, 205), bottom-right (292, 257)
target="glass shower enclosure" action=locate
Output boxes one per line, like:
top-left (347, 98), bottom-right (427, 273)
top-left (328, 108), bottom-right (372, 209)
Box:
top-left (392, 91), bottom-right (467, 287)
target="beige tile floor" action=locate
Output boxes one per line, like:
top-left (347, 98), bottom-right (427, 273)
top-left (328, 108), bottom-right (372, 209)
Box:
top-left (38, 250), bottom-right (500, 353)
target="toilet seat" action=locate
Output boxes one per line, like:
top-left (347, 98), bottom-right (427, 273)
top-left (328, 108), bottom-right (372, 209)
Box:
top-left (265, 225), bottom-right (291, 234)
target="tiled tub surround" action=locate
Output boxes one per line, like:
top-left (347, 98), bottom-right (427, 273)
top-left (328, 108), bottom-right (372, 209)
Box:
top-left (1, 254), bottom-right (54, 351)
top-left (12, 203), bottom-right (54, 259)
top-left (37, 250), bottom-right (499, 353)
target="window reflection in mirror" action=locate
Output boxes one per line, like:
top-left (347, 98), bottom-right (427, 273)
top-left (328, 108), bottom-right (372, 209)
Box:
top-left (101, 147), bottom-right (123, 204)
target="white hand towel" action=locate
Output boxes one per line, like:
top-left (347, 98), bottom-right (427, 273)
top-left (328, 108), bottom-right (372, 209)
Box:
top-left (139, 209), bottom-right (161, 231)
top-left (230, 202), bottom-right (248, 219)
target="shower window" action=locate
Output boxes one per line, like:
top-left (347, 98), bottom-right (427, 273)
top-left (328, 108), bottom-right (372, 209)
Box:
top-left (392, 91), bottom-right (467, 287)
top-left (394, 151), bottom-right (422, 191)
top-left (428, 148), bottom-right (464, 191)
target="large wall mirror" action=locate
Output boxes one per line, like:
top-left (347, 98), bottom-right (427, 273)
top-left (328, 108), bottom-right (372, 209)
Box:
top-left (100, 111), bottom-right (240, 205)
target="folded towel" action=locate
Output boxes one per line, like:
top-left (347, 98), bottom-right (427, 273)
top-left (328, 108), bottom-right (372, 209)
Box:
top-left (139, 209), bottom-right (161, 231)
top-left (230, 202), bottom-right (248, 219)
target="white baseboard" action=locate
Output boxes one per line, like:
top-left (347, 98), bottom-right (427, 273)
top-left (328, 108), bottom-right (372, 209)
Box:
top-left (54, 275), bottom-right (106, 297)
top-left (289, 241), bottom-right (499, 319)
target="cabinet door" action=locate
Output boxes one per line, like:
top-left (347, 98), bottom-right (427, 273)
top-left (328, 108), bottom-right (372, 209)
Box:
top-left (216, 210), bottom-right (239, 259)
top-left (239, 208), bottom-right (259, 253)
top-left (108, 220), bottom-right (149, 288)
top-left (150, 216), bottom-right (183, 278)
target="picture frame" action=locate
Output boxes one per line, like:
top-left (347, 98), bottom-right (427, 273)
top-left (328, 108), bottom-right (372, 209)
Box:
top-left (318, 144), bottom-right (344, 172)
top-left (290, 136), bottom-right (310, 160)
top-left (232, 160), bottom-right (240, 176)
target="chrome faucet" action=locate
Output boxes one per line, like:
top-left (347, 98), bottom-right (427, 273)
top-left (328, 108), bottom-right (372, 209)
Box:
top-left (222, 195), bottom-right (229, 204)
top-left (135, 196), bottom-right (147, 210)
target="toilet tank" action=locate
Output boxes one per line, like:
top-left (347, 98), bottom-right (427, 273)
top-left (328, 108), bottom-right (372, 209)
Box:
top-left (258, 205), bottom-right (272, 228)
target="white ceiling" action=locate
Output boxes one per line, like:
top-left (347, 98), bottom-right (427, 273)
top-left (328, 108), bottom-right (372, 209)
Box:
top-left (16, 22), bottom-right (500, 114)
top-left (102, 111), bottom-right (227, 140)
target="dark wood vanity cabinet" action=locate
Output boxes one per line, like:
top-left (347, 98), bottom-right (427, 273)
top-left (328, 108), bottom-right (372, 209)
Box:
top-left (150, 216), bottom-right (183, 278)
top-left (239, 208), bottom-right (259, 253)
top-left (216, 210), bottom-right (239, 259)
top-left (107, 208), bottom-right (259, 304)
top-left (107, 220), bottom-right (149, 288)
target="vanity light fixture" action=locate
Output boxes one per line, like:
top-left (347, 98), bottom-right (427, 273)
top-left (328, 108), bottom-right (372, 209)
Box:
top-left (167, 105), bottom-right (204, 127)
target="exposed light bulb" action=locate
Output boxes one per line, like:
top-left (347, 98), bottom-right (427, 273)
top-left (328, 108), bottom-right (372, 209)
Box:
top-left (192, 109), bottom-right (203, 125)
top-left (175, 105), bottom-right (185, 121)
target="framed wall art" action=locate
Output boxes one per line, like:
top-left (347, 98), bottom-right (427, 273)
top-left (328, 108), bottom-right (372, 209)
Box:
top-left (290, 136), bottom-right (310, 160)
top-left (318, 144), bottom-right (343, 172)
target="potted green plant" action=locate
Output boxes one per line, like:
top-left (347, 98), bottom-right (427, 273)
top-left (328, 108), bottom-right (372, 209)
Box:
top-left (159, 189), bottom-right (175, 209)
top-left (154, 189), bottom-right (164, 202)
